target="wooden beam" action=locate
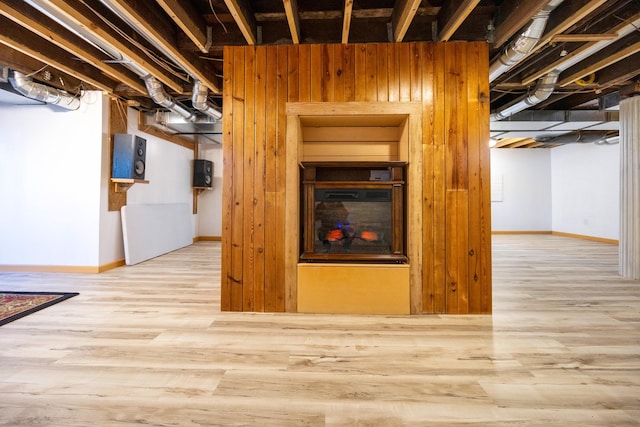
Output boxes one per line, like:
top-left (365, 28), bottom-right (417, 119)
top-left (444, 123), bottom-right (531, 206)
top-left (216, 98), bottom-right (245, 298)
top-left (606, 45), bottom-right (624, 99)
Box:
top-left (45, 0), bottom-right (186, 93)
top-left (155, 0), bottom-right (211, 53)
top-left (0, 45), bottom-right (86, 91)
top-left (0, 15), bottom-right (117, 93)
top-left (551, 33), bottom-right (619, 42)
top-left (437, 0), bottom-right (481, 42)
top-left (105, 0), bottom-right (221, 93)
top-left (0, 0), bottom-right (148, 95)
top-left (595, 51), bottom-right (640, 90)
top-left (342, 0), bottom-right (353, 44)
top-left (391, 0), bottom-right (421, 42)
top-left (223, 0), bottom-right (257, 45)
top-left (558, 40), bottom-right (640, 87)
top-left (282, 0), bottom-right (301, 44)
top-left (491, 0), bottom-right (545, 48)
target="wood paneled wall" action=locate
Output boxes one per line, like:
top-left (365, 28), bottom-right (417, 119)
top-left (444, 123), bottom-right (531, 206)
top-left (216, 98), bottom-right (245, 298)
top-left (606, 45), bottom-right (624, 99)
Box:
top-left (221, 42), bottom-right (491, 314)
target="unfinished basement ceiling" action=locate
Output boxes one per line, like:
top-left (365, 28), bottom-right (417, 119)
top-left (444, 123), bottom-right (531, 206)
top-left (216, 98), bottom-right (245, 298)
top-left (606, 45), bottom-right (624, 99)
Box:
top-left (0, 0), bottom-right (638, 147)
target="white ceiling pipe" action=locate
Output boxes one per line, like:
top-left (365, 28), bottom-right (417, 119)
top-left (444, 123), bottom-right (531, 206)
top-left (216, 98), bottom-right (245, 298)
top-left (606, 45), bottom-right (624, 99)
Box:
top-left (9, 70), bottom-right (81, 110)
top-left (192, 80), bottom-right (222, 121)
top-left (523, 14), bottom-right (640, 85)
top-left (491, 71), bottom-right (560, 121)
top-left (489, 0), bottom-right (565, 83)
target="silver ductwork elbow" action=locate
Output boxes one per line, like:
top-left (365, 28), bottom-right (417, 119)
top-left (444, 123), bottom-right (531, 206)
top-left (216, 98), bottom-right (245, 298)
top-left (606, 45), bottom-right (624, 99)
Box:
top-left (491, 71), bottom-right (559, 121)
top-left (143, 75), bottom-right (195, 122)
top-left (8, 71), bottom-right (80, 110)
top-left (192, 80), bottom-right (222, 121)
top-left (489, 0), bottom-right (564, 82)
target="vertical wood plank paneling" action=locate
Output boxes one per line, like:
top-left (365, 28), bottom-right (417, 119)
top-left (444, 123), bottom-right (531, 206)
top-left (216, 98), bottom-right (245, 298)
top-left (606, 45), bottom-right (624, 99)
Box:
top-left (310, 44), bottom-right (323, 102)
top-left (230, 47), bottom-right (246, 311)
top-left (334, 44), bottom-right (346, 102)
top-left (410, 43), bottom-right (421, 102)
top-left (242, 47), bottom-right (256, 312)
top-left (354, 44), bottom-right (367, 101)
top-left (477, 42), bottom-right (492, 314)
top-left (388, 44), bottom-right (399, 102)
top-left (343, 44), bottom-right (355, 101)
top-left (223, 42), bottom-right (491, 314)
top-left (365, 44), bottom-right (377, 102)
top-left (264, 44), bottom-right (279, 312)
top-left (455, 43), bottom-right (470, 314)
top-left (421, 42), bottom-right (435, 313)
top-left (298, 44), bottom-right (311, 102)
top-left (445, 190), bottom-right (459, 314)
top-left (466, 42), bottom-right (482, 313)
top-left (253, 45), bottom-right (267, 312)
top-left (398, 43), bottom-right (411, 102)
top-left (221, 46), bottom-right (234, 311)
top-left (275, 45), bottom-right (288, 311)
top-left (432, 42), bottom-right (447, 313)
top-left (322, 44), bottom-right (333, 102)
top-left (288, 45), bottom-right (300, 103)
top-left (376, 44), bottom-right (388, 102)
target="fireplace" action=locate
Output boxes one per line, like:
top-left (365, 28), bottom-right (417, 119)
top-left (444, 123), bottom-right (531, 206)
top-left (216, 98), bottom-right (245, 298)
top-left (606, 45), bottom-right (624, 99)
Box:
top-left (300, 162), bottom-right (407, 263)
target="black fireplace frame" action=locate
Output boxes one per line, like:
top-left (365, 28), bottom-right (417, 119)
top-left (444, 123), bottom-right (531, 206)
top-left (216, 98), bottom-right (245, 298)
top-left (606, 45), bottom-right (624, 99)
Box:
top-left (300, 161), bottom-right (407, 263)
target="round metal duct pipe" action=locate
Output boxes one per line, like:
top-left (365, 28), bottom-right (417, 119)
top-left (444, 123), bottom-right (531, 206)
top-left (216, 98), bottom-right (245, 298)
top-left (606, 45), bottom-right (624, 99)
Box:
top-left (8, 70), bottom-right (81, 110)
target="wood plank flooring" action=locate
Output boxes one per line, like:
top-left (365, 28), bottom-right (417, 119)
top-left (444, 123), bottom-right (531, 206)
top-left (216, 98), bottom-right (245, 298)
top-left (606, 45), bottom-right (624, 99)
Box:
top-left (0, 235), bottom-right (638, 426)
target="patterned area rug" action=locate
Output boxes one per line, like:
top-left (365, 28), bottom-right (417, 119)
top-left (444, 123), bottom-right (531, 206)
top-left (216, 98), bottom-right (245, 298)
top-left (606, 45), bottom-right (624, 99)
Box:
top-left (0, 291), bottom-right (78, 326)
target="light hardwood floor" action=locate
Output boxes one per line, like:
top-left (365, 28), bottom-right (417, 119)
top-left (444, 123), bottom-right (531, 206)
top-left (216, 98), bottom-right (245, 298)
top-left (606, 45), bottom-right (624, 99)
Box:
top-left (0, 235), bottom-right (638, 426)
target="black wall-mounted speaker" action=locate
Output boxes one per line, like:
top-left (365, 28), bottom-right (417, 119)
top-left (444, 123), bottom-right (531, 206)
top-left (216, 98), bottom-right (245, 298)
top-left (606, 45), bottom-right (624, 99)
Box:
top-left (112, 134), bottom-right (146, 180)
top-left (193, 159), bottom-right (213, 188)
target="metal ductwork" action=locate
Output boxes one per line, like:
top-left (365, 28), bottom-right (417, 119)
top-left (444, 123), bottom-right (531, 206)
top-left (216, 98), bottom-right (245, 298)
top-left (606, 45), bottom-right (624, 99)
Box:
top-left (534, 130), bottom-right (610, 145)
top-left (8, 70), bottom-right (80, 110)
top-left (144, 75), bottom-right (195, 122)
top-left (490, 71), bottom-right (559, 121)
top-left (489, 0), bottom-right (564, 83)
top-left (192, 80), bottom-right (222, 121)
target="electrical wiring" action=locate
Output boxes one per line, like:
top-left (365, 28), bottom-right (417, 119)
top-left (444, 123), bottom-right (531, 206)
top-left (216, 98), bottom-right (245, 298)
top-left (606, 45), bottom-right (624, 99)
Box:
top-left (209, 0), bottom-right (229, 34)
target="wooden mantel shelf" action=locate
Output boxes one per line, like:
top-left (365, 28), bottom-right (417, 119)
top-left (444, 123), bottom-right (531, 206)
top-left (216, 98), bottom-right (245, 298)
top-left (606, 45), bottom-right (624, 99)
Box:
top-left (111, 178), bottom-right (149, 193)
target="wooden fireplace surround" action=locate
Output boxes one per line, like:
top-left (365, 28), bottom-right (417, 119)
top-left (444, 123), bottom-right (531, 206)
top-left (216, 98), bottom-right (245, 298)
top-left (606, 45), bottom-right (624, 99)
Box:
top-left (285, 102), bottom-right (423, 314)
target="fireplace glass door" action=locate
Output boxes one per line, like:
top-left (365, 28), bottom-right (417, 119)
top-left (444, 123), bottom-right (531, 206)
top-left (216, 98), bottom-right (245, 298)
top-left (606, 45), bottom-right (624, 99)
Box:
top-left (301, 162), bottom-right (407, 263)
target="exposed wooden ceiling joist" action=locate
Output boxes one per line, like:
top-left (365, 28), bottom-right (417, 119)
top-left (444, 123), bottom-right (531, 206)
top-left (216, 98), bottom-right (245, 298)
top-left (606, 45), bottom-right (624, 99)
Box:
top-left (42, 0), bottom-right (186, 93)
top-left (282, 0), bottom-right (301, 44)
top-left (551, 33), bottom-right (619, 42)
top-left (342, 0), bottom-right (353, 44)
top-left (0, 15), bottom-right (117, 93)
top-left (390, 0), bottom-right (422, 42)
top-left (491, 0), bottom-right (545, 49)
top-left (0, 0), bottom-right (147, 95)
top-left (155, 0), bottom-right (211, 54)
top-left (103, 0), bottom-right (221, 93)
top-left (223, 0), bottom-right (258, 45)
top-left (438, 0), bottom-right (481, 42)
top-left (558, 40), bottom-right (640, 87)
top-left (0, 45), bottom-right (86, 92)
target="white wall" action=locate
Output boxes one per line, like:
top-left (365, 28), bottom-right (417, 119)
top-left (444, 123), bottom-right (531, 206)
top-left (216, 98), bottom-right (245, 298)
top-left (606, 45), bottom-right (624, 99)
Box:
top-left (491, 149), bottom-right (552, 231)
top-left (196, 143), bottom-right (223, 237)
top-left (0, 95), bottom-right (217, 269)
top-left (0, 92), bottom-right (105, 267)
top-left (551, 142), bottom-right (619, 240)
